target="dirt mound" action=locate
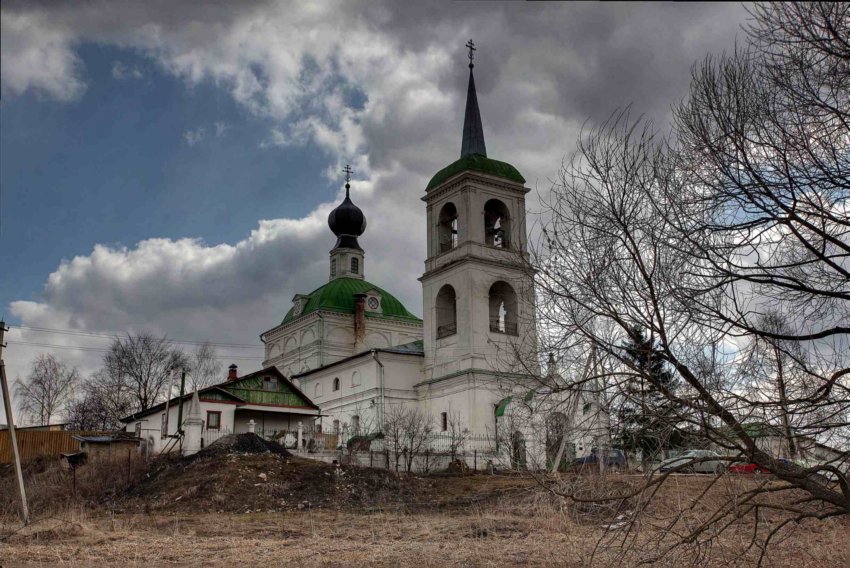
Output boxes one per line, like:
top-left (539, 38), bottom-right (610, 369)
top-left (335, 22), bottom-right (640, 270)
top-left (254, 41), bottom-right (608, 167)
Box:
top-left (198, 433), bottom-right (291, 457)
top-left (122, 450), bottom-right (432, 514)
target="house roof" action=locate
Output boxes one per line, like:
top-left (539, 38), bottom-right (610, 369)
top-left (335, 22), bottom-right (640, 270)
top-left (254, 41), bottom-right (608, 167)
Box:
top-left (120, 366), bottom-right (318, 423)
top-left (292, 340), bottom-right (424, 379)
top-left (280, 277), bottom-right (421, 325)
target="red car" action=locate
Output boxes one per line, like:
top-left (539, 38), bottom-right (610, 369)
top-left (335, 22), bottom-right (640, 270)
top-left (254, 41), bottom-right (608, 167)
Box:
top-left (729, 458), bottom-right (792, 474)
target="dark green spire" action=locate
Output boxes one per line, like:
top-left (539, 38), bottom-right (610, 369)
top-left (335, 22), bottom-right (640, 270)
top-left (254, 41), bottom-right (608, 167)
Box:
top-left (461, 40), bottom-right (486, 158)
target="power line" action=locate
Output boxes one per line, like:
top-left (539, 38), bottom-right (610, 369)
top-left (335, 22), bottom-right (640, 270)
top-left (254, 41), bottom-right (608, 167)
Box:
top-left (6, 340), bottom-right (262, 361)
top-left (9, 324), bottom-right (264, 350)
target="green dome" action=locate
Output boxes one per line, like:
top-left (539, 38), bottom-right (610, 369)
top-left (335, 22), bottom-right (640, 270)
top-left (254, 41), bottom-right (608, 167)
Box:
top-left (282, 278), bottom-right (421, 324)
top-left (426, 153), bottom-right (525, 191)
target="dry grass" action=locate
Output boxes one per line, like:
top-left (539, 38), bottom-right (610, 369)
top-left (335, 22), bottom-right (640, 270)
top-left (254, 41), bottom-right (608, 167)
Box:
top-left (1, 451), bottom-right (847, 566)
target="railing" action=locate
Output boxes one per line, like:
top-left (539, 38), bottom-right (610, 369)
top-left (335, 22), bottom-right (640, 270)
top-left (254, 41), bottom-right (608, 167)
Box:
top-left (436, 323), bottom-right (457, 339)
top-left (489, 318), bottom-right (518, 336)
top-left (201, 426), bottom-right (232, 448)
top-left (425, 432), bottom-right (498, 455)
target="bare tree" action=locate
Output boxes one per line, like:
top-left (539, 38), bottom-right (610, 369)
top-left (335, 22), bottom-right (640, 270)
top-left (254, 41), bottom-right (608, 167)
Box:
top-left (530, 3), bottom-right (848, 562)
top-left (105, 333), bottom-right (187, 412)
top-left (185, 342), bottom-right (223, 391)
top-left (13, 353), bottom-right (79, 425)
top-left (445, 411), bottom-right (469, 462)
top-left (66, 369), bottom-right (135, 431)
top-left (400, 407), bottom-right (433, 473)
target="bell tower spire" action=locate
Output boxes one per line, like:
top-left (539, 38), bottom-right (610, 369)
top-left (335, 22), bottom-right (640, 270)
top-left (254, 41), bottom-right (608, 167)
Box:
top-left (461, 39), bottom-right (487, 158)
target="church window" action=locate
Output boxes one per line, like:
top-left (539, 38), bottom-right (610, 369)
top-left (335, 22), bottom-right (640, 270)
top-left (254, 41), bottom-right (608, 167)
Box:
top-left (351, 257), bottom-right (359, 274)
top-left (435, 284), bottom-right (457, 339)
top-left (438, 202), bottom-right (459, 252)
top-left (441, 412), bottom-right (448, 432)
top-left (315, 382), bottom-right (323, 397)
top-left (263, 377), bottom-right (278, 391)
top-left (333, 377), bottom-right (340, 391)
top-left (489, 281), bottom-right (518, 335)
top-left (352, 415), bottom-right (361, 434)
top-left (331, 258), bottom-right (337, 277)
top-left (484, 199), bottom-right (511, 249)
top-left (351, 371), bottom-right (362, 387)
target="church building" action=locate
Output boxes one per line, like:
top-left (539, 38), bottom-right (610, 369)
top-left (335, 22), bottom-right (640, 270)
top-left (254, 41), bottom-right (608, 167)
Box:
top-left (260, 44), bottom-right (588, 461)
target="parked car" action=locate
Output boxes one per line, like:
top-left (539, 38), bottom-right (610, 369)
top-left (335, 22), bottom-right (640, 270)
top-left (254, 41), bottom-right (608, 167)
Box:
top-left (573, 448), bottom-right (627, 468)
top-left (657, 450), bottom-right (726, 474)
top-left (729, 458), bottom-right (792, 474)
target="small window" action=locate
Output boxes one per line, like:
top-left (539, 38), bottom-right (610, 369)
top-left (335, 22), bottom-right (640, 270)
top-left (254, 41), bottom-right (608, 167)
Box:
top-left (441, 412), bottom-right (448, 432)
top-left (351, 257), bottom-right (359, 274)
top-left (331, 258), bottom-right (337, 277)
top-left (333, 419), bottom-right (340, 434)
top-left (352, 415), bottom-right (360, 434)
top-left (206, 411), bottom-right (221, 430)
top-left (333, 377), bottom-right (340, 391)
top-left (263, 377), bottom-right (279, 391)
top-left (315, 382), bottom-right (323, 397)
top-left (134, 422), bottom-right (142, 437)
top-left (351, 371), bottom-right (361, 387)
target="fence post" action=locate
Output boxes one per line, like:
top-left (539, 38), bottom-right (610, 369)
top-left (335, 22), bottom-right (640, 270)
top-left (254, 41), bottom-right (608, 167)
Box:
top-left (425, 449), bottom-right (430, 473)
top-left (474, 449), bottom-right (477, 472)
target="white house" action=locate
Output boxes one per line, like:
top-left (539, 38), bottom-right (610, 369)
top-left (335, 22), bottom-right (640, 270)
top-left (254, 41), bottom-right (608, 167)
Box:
top-left (257, 51), bottom-right (602, 469)
top-left (121, 365), bottom-right (319, 454)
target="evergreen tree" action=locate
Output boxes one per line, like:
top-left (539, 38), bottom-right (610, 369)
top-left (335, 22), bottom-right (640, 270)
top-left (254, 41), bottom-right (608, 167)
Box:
top-left (616, 326), bottom-right (683, 459)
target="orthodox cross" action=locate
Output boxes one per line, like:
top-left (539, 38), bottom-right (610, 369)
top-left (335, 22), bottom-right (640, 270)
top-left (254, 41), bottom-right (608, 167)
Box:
top-left (466, 39), bottom-right (476, 68)
top-left (343, 164), bottom-right (353, 184)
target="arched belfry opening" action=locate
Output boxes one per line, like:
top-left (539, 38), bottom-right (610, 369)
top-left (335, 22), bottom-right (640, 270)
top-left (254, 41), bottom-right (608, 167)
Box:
top-left (435, 284), bottom-right (458, 339)
top-left (488, 281), bottom-right (517, 335)
top-left (438, 202), bottom-right (459, 252)
top-left (484, 199), bottom-right (510, 249)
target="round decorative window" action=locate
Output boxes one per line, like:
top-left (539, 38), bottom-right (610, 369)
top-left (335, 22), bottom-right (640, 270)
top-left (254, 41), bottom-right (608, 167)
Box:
top-left (367, 297), bottom-right (380, 310)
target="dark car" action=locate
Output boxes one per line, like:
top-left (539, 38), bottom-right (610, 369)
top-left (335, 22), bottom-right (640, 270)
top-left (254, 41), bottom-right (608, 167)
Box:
top-left (574, 448), bottom-right (626, 468)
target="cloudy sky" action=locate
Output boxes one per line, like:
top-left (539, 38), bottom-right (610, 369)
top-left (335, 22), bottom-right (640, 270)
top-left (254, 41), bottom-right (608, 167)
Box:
top-left (1, 1), bottom-right (750, 421)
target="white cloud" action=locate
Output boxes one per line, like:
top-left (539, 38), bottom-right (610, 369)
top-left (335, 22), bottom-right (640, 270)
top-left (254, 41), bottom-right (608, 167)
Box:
top-left (214, 121), bottom-right (229, 137)
top-left (111, 60), bottom-right (144, 80)
top-left (183, 127), bottom-right (206, 146)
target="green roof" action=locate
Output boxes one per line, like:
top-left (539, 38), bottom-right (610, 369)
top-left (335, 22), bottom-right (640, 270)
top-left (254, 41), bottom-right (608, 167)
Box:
top-left (426, 153), bottom-right (525, 191)
top-left (282, 277), bottom-right (422, 324)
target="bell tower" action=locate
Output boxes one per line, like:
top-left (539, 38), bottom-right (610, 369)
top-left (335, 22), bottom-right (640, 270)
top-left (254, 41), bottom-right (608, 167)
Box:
top-left (419, 41), bottom-right (538, 431)
top-left (327, 165), bottom-right (366, 281)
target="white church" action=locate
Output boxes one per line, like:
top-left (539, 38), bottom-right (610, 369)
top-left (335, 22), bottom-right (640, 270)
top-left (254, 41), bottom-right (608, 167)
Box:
top-left (259, 47), bottom-right (607, 468)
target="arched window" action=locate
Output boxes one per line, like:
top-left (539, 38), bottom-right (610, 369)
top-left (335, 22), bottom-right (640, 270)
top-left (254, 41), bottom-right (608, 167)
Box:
top-left (351, 371), bottom-right (362, 387)
top-left (331, 258), bottom-right (337, 277)
top-left (438, 202), bottom-right (459, 252)
top-left (489, 281), bottom-right (518, 335)
top-left (352, 415), bottom-right (361, 434)
top-left (435, 284), bottom-right (457, 339)
top-left (351, 257), bottom-right (359, 274)
top-left (314, 382), bottom-right (323, 397)
top-left (333, 377), bottom-right (340, 391)
top-left (484, 199), bottom-right (511, 249)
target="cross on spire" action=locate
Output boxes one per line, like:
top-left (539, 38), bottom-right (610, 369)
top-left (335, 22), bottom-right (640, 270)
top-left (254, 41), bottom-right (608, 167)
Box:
top-left (342, 164), bottom-right (353, 195)
top-left (465, 39), bottom-right (476, 68)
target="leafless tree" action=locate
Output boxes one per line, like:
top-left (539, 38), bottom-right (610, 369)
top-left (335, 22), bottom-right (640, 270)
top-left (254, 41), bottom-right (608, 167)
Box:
top-left (445, 411), bottom-right (469, 462)
top-left (381, 405), bottom-right (434, 473)
top-left (530, 3), bottom-right (848, 563)
top-left (66, 368), bottom-right (135, 431)
top-left (13, 353), bottom-right (79, 426)
top-left (105, 333), bottom-right (187, 412)
top-left (185, 341), bottom-right (223, 391)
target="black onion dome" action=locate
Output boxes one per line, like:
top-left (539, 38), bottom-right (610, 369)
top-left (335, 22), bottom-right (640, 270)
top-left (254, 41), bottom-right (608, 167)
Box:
top-left (328, 184), bottom-right (366, 250)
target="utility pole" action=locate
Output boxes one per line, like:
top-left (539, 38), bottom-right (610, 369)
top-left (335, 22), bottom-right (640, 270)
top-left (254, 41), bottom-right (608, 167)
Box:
top-left (0, 321), bottom-right (30, 524)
